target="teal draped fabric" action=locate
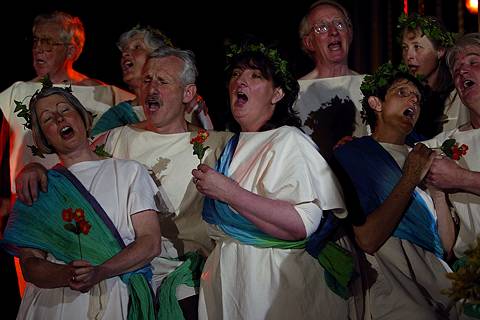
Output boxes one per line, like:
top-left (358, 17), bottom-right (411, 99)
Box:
top-left (203, 134), bottom-right (354, 298)
top-left (91, 101), bottom-right (139, 136)
top-left (334, 136), bottom-right (444, 259)
top-left (2, 164), bottom-right (155, 319)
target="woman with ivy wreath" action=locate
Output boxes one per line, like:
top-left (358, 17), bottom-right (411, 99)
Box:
top-left (334, 62), bottom-right (459, 319)
top-left (398, 12), bottom-right (470, 139)
top-left (191, 42), bottom-right (364, 319)
top-left (2, 84), bottom-right (162, 319)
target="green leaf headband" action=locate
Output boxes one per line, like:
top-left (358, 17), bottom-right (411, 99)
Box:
top-left (225, 43), bottom-right (294, 91)
top-left (360, 62), bottom-right (410, 98)
top-left (14, 75), bottom-right (72, 130)
top-left (397, 12), bottom-right (455, 48)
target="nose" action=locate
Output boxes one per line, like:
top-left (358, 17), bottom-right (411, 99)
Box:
top-left (53, 112), bottom-right (65, 123)
top-left (329, 23), bottom-right (339, 36)
top-left (235, 71), bottom-right (248, 86)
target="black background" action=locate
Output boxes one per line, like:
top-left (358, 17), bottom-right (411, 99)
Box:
top-left (2, 0), bottom-right (479, 127)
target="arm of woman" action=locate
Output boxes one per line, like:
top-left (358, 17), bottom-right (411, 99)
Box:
top-left (428, 185), bottom-right (456, 259)
top-left (19, 247), bottom-right (75, 288)
top-left (70, 209), bottom-right (161, 293)
top-left (193, 164), bottom-right (307, 241)
top-left (353, 143), bottom-right (435, 254)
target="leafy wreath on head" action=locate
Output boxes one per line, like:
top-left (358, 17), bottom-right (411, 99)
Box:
top-left (397, 12), bottom-right (455, 48)
top-left (225, 42), bottom-right (295, 91)
top-left (360, 62), bottom-right (416, 125)
top-left (14, 75), bottom-right (110, 158)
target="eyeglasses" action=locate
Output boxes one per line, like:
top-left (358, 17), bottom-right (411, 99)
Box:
top-left (311, 18), bottom-right (348, 34)
top-left (392, 86), bottom-right (421, 101)
top-left (32, 36), bottom-right (68, 51)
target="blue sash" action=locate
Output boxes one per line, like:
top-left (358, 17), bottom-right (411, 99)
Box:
top-left (203, 134), bottom-right (354, 298)
top-left (334, 136), bottom-right (444, 259)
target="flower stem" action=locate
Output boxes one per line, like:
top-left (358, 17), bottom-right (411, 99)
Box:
top-left (78, 234), bottom-right (83, 260)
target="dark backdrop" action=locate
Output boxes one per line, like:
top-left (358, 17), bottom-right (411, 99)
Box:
top-left (1, 0), bottom-right (479, 128)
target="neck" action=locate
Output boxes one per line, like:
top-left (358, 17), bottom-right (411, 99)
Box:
top-left (302, 62), bottom-right (352, 80)
top-left (36, 67), bottom-right (90, 85)
top-left (424, 66), bottom-right (441, 90)
top-left (371, 127), bottom-right (406, 146)
top-left (146, 119), bottom-right (188, 134)
top-left (58, 145), bottom-right (101, 168)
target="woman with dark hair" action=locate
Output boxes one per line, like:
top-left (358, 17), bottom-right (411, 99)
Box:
top-left (3, 85), bottom-right (162, 319)
top-left (335, 62), bottom-right (458, 319)
top-left (192, 42), bottom-right (363, 319)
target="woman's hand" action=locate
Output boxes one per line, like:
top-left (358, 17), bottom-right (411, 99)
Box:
top-left (69, 260), bottom-right (103, 293)
top-left (192, 164), bottom-right (238, 202)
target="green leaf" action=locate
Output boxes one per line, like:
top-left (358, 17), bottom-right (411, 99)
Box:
top-left (64, 223), bottom-right (79, 234)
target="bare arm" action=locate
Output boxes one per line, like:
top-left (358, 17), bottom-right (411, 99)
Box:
top-left (428, 186), bottom-right (456, 259)
top-left (70, 210), bottom-right (161, 293)
top-left (19, 247), bottom-right (75, 288)
top-left (353, 143), bottom-right (435, 254)
top-left (427, 157), bottom-right (480, 195)
top-left (192, 164), bottom-right (306, 240)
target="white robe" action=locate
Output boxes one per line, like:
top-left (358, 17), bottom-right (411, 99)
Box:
top-left (198, 126), bottom-right (363, 320)
top-left (358, 143), bottom-right (458, 320)
top-left (16, 158), bottom-right (159, 320)
top-left (102, 126), bottom-right (232, 299)
top-left (423, 128), bottom-right (480, 258)
top-left (0, 81), bottom-right (134, 194)
top-left (294, 75), bottom-right (370, 159)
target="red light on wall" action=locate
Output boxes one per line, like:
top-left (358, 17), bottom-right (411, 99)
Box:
top-left (467, 0), bottom-right (478, 14)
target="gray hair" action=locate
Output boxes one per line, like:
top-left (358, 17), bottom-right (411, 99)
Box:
top-left (446, 33), bottom-right (480, 74)
top-left (149, 47), bottom-right (198, 86)
top-left (30, 87), bottom-right (92, 155)
top-left (299, 0), bottom-right (352, 54)
top-left (117, 25), bottom-right (173, 52)
top-left (33, 11), bottom-right (85, 61)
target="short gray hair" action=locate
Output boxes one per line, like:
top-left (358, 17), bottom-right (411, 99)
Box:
top-left (149, 47), bottom-right (198, 86)
top-left (446, 33), bottom-right (480, 74)
top-left (33, 11), bottom-right (85, 61)
top-left (117, 25), bottom-right (173, 52)
top-left (299, 0), bottom-right (352, 39)
top-left (30, 87), bottom-right (92, 155)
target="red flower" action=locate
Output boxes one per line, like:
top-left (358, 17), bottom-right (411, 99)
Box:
top-left (440, 139), bottom-right (469, 160)
top-left (62, 208), bottom-right (74, 222)
top-left (190, 129), bottom-right (210, 163)
top-left (73, 208), bottom-right (85, 222)
top-left (78, 220), bottom-right (92, 235)
top-left (62, 207), bottom-right (92, 259)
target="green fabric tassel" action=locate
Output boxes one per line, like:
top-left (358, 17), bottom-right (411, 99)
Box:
top-left (127, 274), bottom-right (156, 320)
top-left (317, 242), bottom-right (355, 299)
top-left (157, 252), bottom-right (205, 320)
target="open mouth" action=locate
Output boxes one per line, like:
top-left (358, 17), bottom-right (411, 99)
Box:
top-left (403, 106), bottom-right (417, 119)
top-left (122, 60), bottom-right (134, 73)
top-left (464, 79), bottom-right (475, 89)
top-left (408, 65), bottom-right (419, 73)
top-left (328, 41), bottom-right (341, 51)
top-left (60, 126), bottom-right (74, 139)
top-left (236, 91), bottom-right (248, 105)
top-left (145, 96), bottom-right (161, 111)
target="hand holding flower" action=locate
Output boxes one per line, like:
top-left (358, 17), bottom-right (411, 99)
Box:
top-left (192, 164), bottom-right (239, 202)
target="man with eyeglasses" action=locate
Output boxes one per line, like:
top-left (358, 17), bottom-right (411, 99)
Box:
top-left (0, 10), bottom-right (133, 300)
top-left (294, 0), bottom-right (369, 161)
